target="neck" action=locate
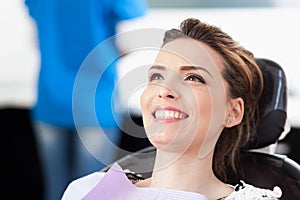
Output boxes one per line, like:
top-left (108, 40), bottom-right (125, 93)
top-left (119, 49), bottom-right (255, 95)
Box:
top-left (146, 148), bottom-right (232, 199)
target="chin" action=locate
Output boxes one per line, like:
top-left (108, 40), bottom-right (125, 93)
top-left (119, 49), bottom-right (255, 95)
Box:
top-left (152, 139), bottom-right (190, 153)
top-left (149, 137), bottom-right (171, 150)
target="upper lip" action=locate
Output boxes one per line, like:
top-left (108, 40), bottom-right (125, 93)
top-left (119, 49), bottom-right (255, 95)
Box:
top-left (151, 105), bottom-right (189, 120)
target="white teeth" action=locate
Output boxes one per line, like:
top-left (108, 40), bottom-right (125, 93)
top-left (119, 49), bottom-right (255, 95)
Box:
top-left (174, 112), bottom-right (179, 118)
top-left (154, 110), bottom-right (187, 119)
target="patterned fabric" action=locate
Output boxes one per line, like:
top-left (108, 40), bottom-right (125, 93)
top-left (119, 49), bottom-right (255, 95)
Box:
top-left (221, 180), bottom-right (282, 200)
top-left (124, 168), bottom-right (145, 184)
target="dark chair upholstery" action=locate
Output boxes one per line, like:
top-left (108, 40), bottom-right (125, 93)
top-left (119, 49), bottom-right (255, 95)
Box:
top-left (103, 58), bottom-right (300, 199)
top-left (247, 58), bottom-right (288, 149)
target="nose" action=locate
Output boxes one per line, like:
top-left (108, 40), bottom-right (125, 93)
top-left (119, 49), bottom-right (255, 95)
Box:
top-left (158, 86), bottom-right (177, 100)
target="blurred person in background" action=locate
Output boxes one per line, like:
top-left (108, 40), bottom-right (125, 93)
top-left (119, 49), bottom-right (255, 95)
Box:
top-left (25, 0), bottom-right (148, 199)
top-left (1, 1), bottom-right (43, 199)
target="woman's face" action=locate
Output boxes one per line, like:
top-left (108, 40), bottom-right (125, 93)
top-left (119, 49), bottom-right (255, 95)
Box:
top-left (140, 38), bottom-right (229, 156)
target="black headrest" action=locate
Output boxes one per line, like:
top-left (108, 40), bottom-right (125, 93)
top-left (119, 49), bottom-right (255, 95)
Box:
top-left (246, 58), bottom-right (288, 149)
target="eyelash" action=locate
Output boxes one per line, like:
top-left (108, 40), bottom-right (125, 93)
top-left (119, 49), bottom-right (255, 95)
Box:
top-left (149, 73), bottom-right (163, 81)
top-left (184, 74), bottom-right (206, 84)
top-left (149, 73), bottom-right (206, 84)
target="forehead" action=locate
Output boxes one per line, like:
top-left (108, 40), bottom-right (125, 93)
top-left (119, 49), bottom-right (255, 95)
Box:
top-left (155, 38), bottom-right (225, 72)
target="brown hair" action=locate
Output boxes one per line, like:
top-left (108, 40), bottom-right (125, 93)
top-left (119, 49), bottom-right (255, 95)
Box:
top-left (162, 18), bottom-right (263, 181)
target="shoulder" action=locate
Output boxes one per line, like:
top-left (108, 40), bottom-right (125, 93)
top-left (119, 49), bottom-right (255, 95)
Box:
top-left (224, 180), bottom-right (282, 200)
top-left (61, 171), bottom-right (106, 200)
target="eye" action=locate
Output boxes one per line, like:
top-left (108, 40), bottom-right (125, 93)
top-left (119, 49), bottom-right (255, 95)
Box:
top-left (149, 73), bottom-right (164, 82)
top-left (184, 74), bottom-right (206, 84)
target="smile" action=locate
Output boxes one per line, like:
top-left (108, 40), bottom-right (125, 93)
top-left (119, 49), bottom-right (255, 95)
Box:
top-left (152, 107), bottom-right (189, 121)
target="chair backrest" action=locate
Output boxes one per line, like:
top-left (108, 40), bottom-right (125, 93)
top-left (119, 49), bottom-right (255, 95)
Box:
top-left (231, 58), bottom-right (300, 199)
top-left (246, 58), bottom-right (288, 149)
top-left (230, 151), bottom-right (300, 199)
top-left (103, 58), bottom-right (300, 199)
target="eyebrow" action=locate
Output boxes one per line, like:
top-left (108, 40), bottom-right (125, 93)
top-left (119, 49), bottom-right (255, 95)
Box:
top-left (149, 65), bottom-right (213, 78)
top-left (180, 66), bottom-right (213, 78)
top-left (149, 65), bottom-right (166, 71)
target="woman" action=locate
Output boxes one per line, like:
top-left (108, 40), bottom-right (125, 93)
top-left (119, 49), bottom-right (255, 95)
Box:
top-left (62, 18), bottom-right (282, 200)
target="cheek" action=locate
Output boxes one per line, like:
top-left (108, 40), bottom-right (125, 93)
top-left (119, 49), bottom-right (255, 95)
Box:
top-left (198, 98), bottom-right (212, 138)
top-left (192, 91), bottom-right (213, 120)
top-left (140, 87), bottom-right (153, 126)
top-left (192, 92), bottom-right (213, 138)
top-left (198, 95), bottom-right (212, 120)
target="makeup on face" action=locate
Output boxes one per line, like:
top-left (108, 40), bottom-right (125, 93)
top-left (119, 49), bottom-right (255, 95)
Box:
top-left (140, 38), bottom-right (228, 155)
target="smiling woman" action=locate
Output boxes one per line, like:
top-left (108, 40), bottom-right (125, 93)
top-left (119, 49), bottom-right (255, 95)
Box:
top-left (140, 38), bottom-right (229, 157)
top-left (62, 18), bottom-right (282, 200)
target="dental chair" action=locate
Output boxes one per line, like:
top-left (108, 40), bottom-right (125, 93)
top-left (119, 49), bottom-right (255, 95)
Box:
top-left (103, 58), bottom-right (300, 199)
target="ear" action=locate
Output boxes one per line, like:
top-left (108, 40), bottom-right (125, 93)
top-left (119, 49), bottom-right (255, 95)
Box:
top-left (224, 97), bottom-right (244, 128)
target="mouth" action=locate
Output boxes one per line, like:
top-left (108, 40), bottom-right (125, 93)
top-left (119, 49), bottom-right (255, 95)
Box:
top-left (152, 106), bottom-right (189, 121)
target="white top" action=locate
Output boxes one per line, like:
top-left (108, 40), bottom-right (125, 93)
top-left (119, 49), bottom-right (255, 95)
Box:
top-left (0, 1), bottom-right (39, 108)
top-left (62, 163), bottom-right (282, 200)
